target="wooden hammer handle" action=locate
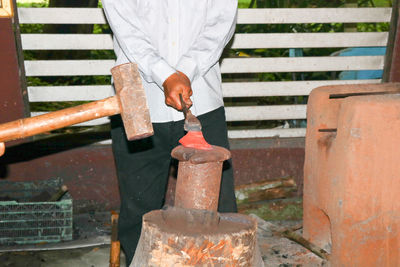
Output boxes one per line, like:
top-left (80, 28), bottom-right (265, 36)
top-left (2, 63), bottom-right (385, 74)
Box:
top-left (0, 96), bottom-right (120, 143)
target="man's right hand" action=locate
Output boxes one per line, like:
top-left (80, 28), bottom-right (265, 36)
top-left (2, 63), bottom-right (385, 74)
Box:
top-left (162, 72), bottom-right (193, 111)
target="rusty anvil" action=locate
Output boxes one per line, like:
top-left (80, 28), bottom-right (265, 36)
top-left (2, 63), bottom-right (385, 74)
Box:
top-left (0, 63), bottom-right (153, 155)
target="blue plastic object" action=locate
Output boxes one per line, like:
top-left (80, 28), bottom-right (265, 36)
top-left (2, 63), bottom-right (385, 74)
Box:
top-left (335, 47), bottom-right (386, 80)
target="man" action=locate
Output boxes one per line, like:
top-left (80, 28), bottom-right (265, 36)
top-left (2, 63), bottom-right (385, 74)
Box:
top-left (102, 0), bottom-right (238, 265)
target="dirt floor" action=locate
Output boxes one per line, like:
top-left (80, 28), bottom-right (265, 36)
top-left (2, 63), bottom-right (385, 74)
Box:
top-left (253, 215), bottom-right (328, 267)
top-left (0, 212), bottom-right (327, 267)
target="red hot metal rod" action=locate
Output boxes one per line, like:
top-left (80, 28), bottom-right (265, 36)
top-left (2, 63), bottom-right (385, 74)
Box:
top-left (0, 96), bottom-right (120, 143)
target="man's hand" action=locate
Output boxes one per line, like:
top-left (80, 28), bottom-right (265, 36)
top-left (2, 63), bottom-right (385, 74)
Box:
top-left (162, 71), bottom-right (193, 110)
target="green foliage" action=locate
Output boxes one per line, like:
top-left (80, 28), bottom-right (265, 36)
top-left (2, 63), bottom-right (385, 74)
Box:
top-left (226, 0), bottom-right (391, 129)
top-left (231, 0), bottom-right (390, 85)
top-left (19, 1), bottom-right (115, 108)
top-left (17, 1), bottom-right (48, 8)
top-left (238, 0), bottom-right (252, 8)
top-left (19, 9), bottom-right (45, 35)
top-left (240, 198), bottom-right (303, 221)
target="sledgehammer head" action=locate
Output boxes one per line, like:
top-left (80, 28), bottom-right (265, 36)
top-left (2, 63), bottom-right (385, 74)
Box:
top-left (111, 63), bottom-right (154, 140)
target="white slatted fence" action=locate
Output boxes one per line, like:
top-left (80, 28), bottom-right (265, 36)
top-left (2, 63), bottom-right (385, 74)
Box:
top-left (18, 7), bottom-right (391, 24)
top-left (19, 7), bottom-right (390, 139)
top-left (21, 32), bottom-right (389, 50)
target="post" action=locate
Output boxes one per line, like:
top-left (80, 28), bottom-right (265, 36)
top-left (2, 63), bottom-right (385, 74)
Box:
top-left (0, 0), bottom-right (30, 145)
top-left (383, 0), bottom-right (400, 82)
top-left (344, 0), bottom-right (358, 32)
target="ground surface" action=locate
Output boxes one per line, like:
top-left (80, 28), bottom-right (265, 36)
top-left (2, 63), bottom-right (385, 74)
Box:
top-left (252, 215), bottom-right (327, 267)
top-left (0, 213), bottom-right (327, 267)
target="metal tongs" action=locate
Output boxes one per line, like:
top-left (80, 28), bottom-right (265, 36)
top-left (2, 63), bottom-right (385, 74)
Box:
top-left (179, 94), bottom-right (202, 132)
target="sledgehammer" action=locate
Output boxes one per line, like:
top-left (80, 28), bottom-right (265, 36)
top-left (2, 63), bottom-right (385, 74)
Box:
top-left (0, 63), bottom-right (153, 146)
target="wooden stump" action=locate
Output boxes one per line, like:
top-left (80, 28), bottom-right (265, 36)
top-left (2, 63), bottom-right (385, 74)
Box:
top-left (131, 207), bottom-right (263, 267)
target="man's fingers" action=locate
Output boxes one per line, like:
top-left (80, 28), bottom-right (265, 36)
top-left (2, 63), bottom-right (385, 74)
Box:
top-left (165, 97), bottom-right (180, 110)
top-left (182, 86), bottom-right (192, 108)
top-left (179, 87), bottom-right (193, 110)
top-left (0, 142), bottom-right (5, 157)
top-left (183, 94), bottom-right (192, 108)
top-left (186, 87), bottom-right (193, 96)
top-left (165, 91), bottom-right (183, 110)
top-left (172, 93), bottom-right (183, 110)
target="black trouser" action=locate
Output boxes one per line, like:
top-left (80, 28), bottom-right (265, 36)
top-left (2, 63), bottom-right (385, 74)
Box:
top-left (110, 106), bottom-right (237, 266)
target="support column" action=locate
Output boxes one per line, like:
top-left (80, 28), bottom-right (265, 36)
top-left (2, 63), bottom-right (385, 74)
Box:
top-left (343, 0), bottom-right (358, 32)
top-left (0, 0), bottom-right (30, 145)
top-left (383, 0), bottom-right (400, 82)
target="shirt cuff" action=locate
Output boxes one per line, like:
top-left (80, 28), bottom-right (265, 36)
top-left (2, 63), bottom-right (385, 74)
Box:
top-left (176, 56), bottom-right (198, 83)
top-left (151, 59), bottom-right (176, 89)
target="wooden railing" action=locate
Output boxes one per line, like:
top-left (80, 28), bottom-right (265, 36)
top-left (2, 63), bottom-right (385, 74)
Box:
top-left (18, 7), bottom-right (391, 139)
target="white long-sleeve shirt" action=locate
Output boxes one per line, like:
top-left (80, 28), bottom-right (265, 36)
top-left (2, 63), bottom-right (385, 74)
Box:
top-left (102, 0), bottom-right (238, 123)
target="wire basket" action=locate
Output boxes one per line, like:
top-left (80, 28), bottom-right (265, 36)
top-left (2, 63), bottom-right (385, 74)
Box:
top-left (0, 179), bottom-right (73, 245)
